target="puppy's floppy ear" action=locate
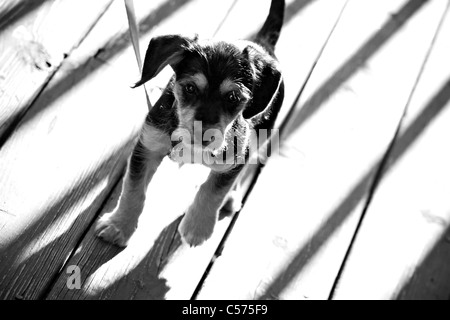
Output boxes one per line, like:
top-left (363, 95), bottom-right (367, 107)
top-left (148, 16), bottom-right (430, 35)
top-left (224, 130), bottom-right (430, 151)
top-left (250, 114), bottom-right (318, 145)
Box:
top-left (132, 34), bottom-right (196, 88)
top-left (243, 52), bottom-right (283, 119)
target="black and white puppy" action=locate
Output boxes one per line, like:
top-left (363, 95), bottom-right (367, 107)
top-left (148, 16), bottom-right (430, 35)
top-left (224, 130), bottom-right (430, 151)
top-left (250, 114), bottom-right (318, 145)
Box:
top-left (96, 0), bottom-right (285, 247)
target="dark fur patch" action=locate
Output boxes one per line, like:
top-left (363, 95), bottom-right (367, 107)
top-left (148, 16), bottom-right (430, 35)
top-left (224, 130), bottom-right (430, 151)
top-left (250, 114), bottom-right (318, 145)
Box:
top-left (174, 41), bottom-right (255, 126)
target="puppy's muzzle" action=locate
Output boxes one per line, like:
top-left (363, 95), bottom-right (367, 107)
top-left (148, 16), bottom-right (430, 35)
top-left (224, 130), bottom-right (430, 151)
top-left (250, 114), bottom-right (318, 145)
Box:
top-left (202, 135), bottom-right (215, 147)
top-left (172, 125), bottom-right (223, 150)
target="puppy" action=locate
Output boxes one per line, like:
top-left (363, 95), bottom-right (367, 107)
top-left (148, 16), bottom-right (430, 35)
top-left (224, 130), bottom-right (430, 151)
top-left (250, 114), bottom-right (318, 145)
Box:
top-left (95, 0), bottom-right (285, 247)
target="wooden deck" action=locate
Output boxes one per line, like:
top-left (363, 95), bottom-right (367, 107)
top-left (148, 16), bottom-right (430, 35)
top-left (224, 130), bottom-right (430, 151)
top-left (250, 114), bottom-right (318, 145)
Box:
top-left (0, 0), bottom-right (449, 300)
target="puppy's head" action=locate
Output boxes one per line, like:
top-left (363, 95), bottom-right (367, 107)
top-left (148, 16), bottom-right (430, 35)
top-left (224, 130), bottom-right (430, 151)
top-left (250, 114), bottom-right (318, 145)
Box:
top-left (134, 35), bottom-right (282, 155)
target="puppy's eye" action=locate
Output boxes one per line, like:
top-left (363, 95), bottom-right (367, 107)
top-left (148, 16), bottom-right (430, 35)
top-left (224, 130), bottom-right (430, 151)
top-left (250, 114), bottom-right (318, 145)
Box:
top-left (184, 84), bottom-right (197, 95)
top-left (227, 91), bottom-right (240, 103)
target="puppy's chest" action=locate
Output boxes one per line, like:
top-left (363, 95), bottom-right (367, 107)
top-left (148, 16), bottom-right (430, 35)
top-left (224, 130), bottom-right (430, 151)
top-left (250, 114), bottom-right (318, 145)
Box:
top-left (140, 123), bottom-right (247, 172)
top-left (140, 123), bottom-right (173, 154)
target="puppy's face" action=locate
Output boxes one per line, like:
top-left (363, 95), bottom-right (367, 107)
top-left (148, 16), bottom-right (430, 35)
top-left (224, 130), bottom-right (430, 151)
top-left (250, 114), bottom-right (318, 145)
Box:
top-left (171, 41), bottom-right (254, 154)
top-left (135, 35), bottom-right (282, 160)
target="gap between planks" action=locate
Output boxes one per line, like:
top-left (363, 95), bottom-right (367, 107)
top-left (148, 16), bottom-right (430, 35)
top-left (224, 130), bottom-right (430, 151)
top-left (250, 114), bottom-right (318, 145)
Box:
top-left (45, 1), bottom-right (253, 295)
top-left (330, 0), bottom-right (450, 300)
top-left (194, 0), bottom-right (448, 300)
top-left (0, 0), bottom-right (114, 149)
top-left (328, 1), bottom-right (450, 299)
top-left (37, 167), bottom-right (127, 300)
top-left (40, 0), bottom-right (242, 297)
top-left (0, 0), bottom-right (184, 299)
top-left (44, 0), bottom-right (351, 300)
top-left (190, 0), bottom-right (351, 300)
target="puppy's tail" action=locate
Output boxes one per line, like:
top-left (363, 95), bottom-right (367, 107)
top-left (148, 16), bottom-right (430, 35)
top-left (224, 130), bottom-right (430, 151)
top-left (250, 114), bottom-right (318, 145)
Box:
top-left (255, 0), bottom-right (285, 49)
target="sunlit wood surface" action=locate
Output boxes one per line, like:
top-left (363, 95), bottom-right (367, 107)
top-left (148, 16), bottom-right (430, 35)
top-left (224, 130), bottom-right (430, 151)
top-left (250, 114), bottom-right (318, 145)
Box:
top-left (0, 0), bottom-right (449, 300)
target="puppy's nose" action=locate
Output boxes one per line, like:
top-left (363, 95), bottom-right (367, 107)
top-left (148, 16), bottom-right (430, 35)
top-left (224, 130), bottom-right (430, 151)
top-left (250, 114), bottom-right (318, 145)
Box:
top-left (194, 109), bottom-right (220, 124)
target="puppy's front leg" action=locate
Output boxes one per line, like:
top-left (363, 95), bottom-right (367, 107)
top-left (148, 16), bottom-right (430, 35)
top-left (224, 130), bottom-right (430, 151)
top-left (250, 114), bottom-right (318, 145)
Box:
top-left (96, 127), bottom-right (169, 246)
top-left (179, 166), bottom-right (243, 247)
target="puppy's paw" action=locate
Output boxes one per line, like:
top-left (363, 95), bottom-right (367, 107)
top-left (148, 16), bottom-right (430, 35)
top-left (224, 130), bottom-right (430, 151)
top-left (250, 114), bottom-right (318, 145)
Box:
top-left (95, 212), bottom-right (137, 247)
top-left (178, 209), bottom-right (217, 247)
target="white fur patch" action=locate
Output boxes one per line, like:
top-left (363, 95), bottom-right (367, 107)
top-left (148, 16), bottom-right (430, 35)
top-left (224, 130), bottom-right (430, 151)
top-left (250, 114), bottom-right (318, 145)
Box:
top-left (219, 78), bottom-right (251, 100)
top-left (177, 108), bottom-right (196, 129)
top-left (192, 73), bottom-right (208, 91)
top-left (219, 79), bottom-right (236, 95)
top-left (140, 123), bottom-right (171, 153)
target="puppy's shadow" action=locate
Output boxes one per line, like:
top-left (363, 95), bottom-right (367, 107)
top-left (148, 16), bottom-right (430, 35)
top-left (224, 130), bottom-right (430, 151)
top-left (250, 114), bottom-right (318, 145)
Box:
top-left (80, 215), bottom-right (184, 300)
top-left (73, 160), bottom-right (210, 300)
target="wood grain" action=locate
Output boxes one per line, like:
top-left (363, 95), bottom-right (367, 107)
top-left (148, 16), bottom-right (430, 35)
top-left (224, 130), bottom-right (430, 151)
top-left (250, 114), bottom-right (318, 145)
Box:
top-left (0, 0), bottom-right (113, 142)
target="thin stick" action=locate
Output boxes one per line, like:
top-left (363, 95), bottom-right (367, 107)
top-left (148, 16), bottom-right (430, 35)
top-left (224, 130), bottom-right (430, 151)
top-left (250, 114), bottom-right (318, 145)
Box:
top-left (124, 0), bottom-right (152, 111)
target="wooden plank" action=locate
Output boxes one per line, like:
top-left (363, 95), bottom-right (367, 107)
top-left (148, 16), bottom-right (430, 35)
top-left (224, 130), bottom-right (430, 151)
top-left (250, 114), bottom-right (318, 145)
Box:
top-left (333, 4), bottom-right (450, 300)
top-left (45, 0), bottom-right (249, 300)
top-left (196, 0), bottom-right (447, 300)
top-left (0, 0), bottom-right (199, 299)
top-left (0, 0), bottom-right (113, 141)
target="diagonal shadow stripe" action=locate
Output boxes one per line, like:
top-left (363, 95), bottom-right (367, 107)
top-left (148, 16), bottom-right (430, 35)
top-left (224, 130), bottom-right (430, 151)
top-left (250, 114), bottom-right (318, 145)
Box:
top-left (0, 0), bottom-right (49, 34)
top-left (284, 0), bottom-right (316, 25)
top-left (258, 76), bottom-right (450, 300)
top-left (0, 138), bottom-right (133, 300)
top-left (0, 0), bottom-right (192, 151)
top-left (396, 223), bottom-right (450, 300)
top-left (247, 0), bottom-right (317, 40)
top-left (282, 0), bottom-right (430, 140)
